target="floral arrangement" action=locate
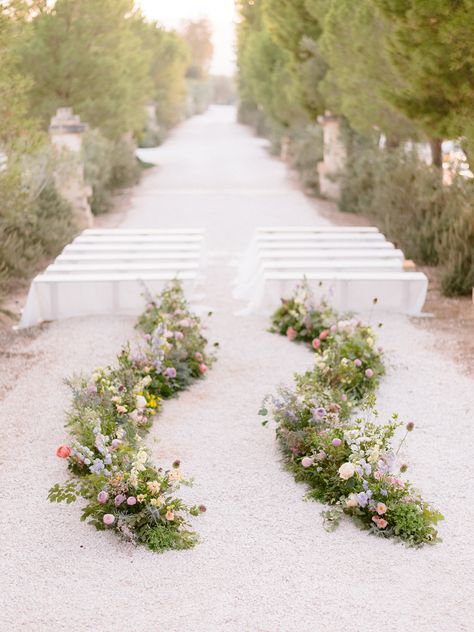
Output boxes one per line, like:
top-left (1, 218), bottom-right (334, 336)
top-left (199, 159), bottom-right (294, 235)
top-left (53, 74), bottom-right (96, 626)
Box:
top-left (49, 281), bottom-right (214, 552)
top-left (270, 280), bottom-right (337, 346)
top-left (263, 283), bottom-right (443, 546)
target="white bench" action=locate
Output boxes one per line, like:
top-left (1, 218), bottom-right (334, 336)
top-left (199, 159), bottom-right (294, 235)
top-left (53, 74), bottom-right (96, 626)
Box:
top-left (73, 234), bottom-right (203, 244)
top-left (255, 233), bottom-right (385, 243)
top-left (256, 226), bottom-right (380, 234)
top-left (234, 259), bottom-right (405, 300)
top-left (63, 243), bottom-right (202, 253)
top-left (19, 271), bottom-right (197, 328)
top-left (55, 252), bottom-right (201, 264)
top-left (244, 272), bottom-right (428, 316)
top-left (44, 262), bottom-right (199, 275)
top-left (235, 247), bottom-right (405, 290)
top-left (83, 228), bottom-right (203, 236)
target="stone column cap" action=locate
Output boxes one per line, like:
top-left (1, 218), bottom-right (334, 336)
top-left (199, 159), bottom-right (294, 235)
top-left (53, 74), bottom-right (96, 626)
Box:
top-left (49, 107), bottom-right (88, 134)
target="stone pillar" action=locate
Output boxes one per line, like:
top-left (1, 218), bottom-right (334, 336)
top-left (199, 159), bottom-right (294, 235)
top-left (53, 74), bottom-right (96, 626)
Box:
top-left (280, 135), bottom-right (291, 163)
top-left (49, 107), bottom-right (93, 229)
top-left (317, 113), bottom-right (347, 201)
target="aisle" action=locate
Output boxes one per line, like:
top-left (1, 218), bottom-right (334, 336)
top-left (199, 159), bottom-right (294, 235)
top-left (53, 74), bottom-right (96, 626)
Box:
top-left (1, 106), bottom-right (473, 632)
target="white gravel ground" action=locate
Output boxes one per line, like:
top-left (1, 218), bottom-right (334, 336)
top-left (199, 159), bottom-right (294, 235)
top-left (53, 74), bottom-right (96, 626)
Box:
top-left (1, 106), bottom-right (473, 632)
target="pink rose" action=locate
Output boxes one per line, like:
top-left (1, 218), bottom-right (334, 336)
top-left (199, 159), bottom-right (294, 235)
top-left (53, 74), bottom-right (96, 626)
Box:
top-left (376, 502), bottom-right (387, 515)
top-left (319, 330), bottom-right (329, 340)
top-left (372, 515), bottom-right (388, 529)
top-left (103, 514), bottom-right (115, 526)
top-left (301, 456), bottom-right (313, 468)
top-left (199, 363), bottom-right (208, 375)
top-left (365, 368), bottom-right (374, 378)
top-left (312, 338), bottom-right (321, 350)
top-left (286, 327), bottom-right (297, 341)
top-left (194, 352), bottom-right (203, 362)
top-left (97, 491), bottom-right (108, 504)
top-left (165, 510), bottom-right (175, 521)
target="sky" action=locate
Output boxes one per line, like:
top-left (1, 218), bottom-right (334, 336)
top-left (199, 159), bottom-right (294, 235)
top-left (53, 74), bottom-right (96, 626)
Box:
top-left (138, 0), bottom-right (237, 76)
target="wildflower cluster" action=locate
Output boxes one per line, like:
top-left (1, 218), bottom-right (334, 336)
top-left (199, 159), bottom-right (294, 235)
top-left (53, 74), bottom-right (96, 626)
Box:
top-left (270, 280), bottom-right (337, 346)
top-left (49, 281), bottom-right (214, 553)
top-left (263, 282), bottom-right (443, 546)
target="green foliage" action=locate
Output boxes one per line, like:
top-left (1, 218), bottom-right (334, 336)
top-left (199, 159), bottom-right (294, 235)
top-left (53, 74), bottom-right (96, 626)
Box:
top-left (371, 0), bottom-right (474, 152)
top-left (14, 0), bottom-right (151, 139)
top-left (82, 130), bottom-right (140, 215)
top-left (286, 124), bottom-right (324, 192)
top-left (49, 282), bottom-right (213, 553)
top-left (264, 286), bottom-right (443, 546)
top-left (180, 19), bottom-right (213, 81)
top-left (340, 142), bottom-right (474, 295)
top-left (0, 152), bottom-right (76, 293)
top-left (315, 0), bottom-right (416, 142)
top-left (133, 19), bottom-right (190, 130)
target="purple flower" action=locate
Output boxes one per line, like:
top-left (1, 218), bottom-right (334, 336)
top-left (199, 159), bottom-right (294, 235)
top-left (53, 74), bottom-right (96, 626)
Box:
top-left (365, 368), bottom-right (374, 378)
top-left (331, 438), bottom-right (342, 447)
top-left (354, 359), bottom-right (362, 367)
top-left (97, 491), bottom-right (108, 504)
top-left (357, 492), bottom-right (368, 507)
top-left (174, 331), bottom-right (184, 341)
top-left (164, 367), bottom-right (177, 379)
top-left (90, 459), bottom-right (105, 475)
top-left (114, 494), bottom-right (126, 507)
top-left (313, 407), bottom-right (326, 419)
top-left (301, 456), bottom-right (314, 468)
top-left (111, 439), bottom-right (121, 450)
top-left (127, 496), bottom-right (137, 506)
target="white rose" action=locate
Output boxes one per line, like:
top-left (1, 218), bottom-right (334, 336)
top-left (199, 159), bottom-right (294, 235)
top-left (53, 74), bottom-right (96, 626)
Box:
top-left (345, 493), bottom-right (358, 508)
top-left (136, 395), bottom-right (147, 409)
top-left (338, 462), bottom-right (356, 480)
top-left (367, 447), bottom-right (380, 464)
top-left (137, 450), bottom-right (148, 463)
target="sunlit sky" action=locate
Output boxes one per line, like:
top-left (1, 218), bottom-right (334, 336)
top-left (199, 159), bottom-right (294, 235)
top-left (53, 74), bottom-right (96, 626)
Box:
top-left (138, 0), bottom-right (236, 76)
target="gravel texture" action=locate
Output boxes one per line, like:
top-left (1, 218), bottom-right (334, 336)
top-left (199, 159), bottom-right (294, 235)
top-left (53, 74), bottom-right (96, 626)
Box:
top-left (1, 106), bottom-right (473, 632)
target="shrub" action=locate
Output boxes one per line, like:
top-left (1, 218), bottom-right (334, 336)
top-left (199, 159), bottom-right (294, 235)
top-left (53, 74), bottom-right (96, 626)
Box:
top-left (0, 152), bottom-right (76, 294)
top-left (287, 124), bottom-right (323, 193)
top-left (340, 142), bottom-right (474, 295)
top-left (83, 130), bottom-right (141, 215)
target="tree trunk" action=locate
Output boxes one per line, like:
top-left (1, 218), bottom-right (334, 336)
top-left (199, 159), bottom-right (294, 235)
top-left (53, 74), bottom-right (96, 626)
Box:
top-left (429, 137), bottom-right (443, 167)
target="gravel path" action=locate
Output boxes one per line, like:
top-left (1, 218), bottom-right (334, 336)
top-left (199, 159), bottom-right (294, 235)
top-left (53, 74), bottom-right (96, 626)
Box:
top-left (1, 106), bottom-right (473, 632)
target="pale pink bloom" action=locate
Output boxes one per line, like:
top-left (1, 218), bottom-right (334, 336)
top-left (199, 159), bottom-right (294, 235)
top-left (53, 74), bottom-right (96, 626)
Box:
top-left (165, 510), bottom-right (175, 522)
top-left (301, 456), bottom-right (313, 468)
top-left (174, 331), bottom-right (184, 341)
top-left (365, 368), bottom-right (374, 378)
top-left (330, 325), bottom-right (338, 333)
top-left (199, 363), bottom-right (208, 375)
top-left (286, 327), bottom-right (297, 341)
top-left (103, 514), bottom-right (115, 526)
top-left (372, 515), bottom-right (388, 529)
top-left (194, 352), bottom-right (203, 362)
top-left (319, 330), bottom-right (329, 340)
top-left (374, 471), bottom-right (382, 481)
top-left (312, 338), bottom-right (321, 350)
top-left (97, 491), bottom-right (108, 504)
top-left (376, 503), bottom-right (387, 515)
